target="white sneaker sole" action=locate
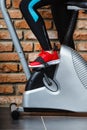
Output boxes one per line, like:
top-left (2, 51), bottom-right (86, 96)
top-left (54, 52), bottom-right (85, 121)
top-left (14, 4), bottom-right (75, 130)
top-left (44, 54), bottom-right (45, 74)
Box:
top-left (29, 59), bottom-right (60, 68)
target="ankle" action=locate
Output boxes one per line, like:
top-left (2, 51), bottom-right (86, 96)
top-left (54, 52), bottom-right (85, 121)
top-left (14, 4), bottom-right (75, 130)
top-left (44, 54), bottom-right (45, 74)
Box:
top-left (45, 50), bottom-right (53, 54)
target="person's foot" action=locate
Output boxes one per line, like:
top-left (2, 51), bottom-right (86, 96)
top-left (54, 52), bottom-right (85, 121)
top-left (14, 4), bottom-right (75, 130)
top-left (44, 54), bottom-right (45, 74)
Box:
top-left (29, 50), bottom-right (60, 68)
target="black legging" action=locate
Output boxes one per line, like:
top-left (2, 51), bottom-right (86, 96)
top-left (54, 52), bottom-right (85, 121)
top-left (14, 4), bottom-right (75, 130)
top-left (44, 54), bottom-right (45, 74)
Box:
top-left (20, 0), bottom-right (75, 50)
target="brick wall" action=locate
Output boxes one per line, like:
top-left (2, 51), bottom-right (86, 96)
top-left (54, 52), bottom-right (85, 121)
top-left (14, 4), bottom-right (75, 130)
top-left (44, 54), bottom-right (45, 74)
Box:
top-left (0, 0), bottom-right (87, 106)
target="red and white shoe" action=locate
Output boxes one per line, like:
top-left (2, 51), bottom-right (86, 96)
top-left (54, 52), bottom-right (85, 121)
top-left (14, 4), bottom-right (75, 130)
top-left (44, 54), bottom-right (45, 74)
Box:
top-left (29, 50), bottom-right (60, 68)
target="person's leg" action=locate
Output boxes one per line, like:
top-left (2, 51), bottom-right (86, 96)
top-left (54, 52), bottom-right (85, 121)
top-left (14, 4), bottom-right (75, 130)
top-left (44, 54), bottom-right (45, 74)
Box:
top-left (20, 0), bottom-right (59, 68)
top-left (51, 0), bottom-right (75, 49)
top-left (20, 0), bottom-right (52, 50)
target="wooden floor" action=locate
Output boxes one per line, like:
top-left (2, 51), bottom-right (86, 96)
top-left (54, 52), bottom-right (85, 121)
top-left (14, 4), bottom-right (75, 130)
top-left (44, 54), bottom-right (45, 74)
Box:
top-left (1, 107), bottom-right (87, 130)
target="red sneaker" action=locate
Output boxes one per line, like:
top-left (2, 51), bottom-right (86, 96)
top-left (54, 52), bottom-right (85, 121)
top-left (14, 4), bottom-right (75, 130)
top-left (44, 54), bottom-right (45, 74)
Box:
top-left (29, 50), bottom-right (60, 68)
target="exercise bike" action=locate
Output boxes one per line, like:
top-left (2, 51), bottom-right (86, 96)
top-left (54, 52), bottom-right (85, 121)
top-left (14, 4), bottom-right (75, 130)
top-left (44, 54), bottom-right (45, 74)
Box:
top-left (1, 0), bottom-right (87, 120)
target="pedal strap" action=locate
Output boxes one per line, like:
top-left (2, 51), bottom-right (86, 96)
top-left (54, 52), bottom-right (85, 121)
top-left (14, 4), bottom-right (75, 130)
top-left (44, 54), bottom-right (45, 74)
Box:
top-left (35, 56), bottom-right (49, 67)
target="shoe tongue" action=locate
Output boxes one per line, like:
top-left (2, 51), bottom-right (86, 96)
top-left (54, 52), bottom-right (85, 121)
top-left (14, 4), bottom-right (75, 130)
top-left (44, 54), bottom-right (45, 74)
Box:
top-left (39, 50), bottom-right (47, 56)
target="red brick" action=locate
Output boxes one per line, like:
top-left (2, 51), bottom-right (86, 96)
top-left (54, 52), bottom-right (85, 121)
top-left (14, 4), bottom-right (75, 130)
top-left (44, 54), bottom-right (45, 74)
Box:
top-left (48, 30), bottom-right (58, 39)
top-left (28, 52), bottom-right (39, 62)
top-left (0, 63), bottom-right (18, 72)
top-left (0, 30), bottom-right (11, 39)
top-left (77, 20), bottom-right (87, 29)
top-left (0, 96), bottom-right (22, 105)
top-left (34, 42), bottom-right (42, 51)
top-left (74, 30), bottom-right (87, 40)
top-left (0, 5), bottom-right (21, 19)
top-left (6, 0), bottom-right (11, 8)
top-left (24, 30), bottom-right (36, 40)
top-left (0, 53), bottom-right (19, 61)
top-left (0, 85), bottom-right (14, 94)
top-left (78, 11), bottom-right (87, 19)
top-left (8, 10), bottom-right (22, 19)
top-left (21, 42), bottom-right (33, 52)
top-left (45, 20), bottom-right (52, 29)
top-left (0, 30), bottom-right (23, 40)
top-left (0, 11), bottom-right (3, 18)
top-left (24, 30), bottom-right (58, 40)
top-left (12, 0), bottom-right (21, 9)
top-left (14, 19), bottom-right (29, 29)
top-left (0, 73), bottom-right (26, 83)
top-left (40, 9), bottom-right (52, 19)
top-left (0, 20), bottom-right (7, 29)
top-left (16, 84), bottom-right (25, 94)
top-left (19, 64), bottom-right (23, 72)
top-left (0, 42), bottom-right (13, 52)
